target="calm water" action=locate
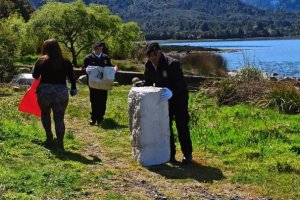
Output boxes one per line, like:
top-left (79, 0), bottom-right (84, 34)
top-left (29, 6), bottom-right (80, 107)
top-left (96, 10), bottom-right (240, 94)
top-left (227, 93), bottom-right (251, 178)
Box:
top-left (162, 39), bottom-right (300, 78)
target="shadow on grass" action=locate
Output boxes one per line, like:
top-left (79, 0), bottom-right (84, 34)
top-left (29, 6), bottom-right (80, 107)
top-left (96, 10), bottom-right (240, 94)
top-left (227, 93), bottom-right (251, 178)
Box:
top-left (34, 139), bottom-right (102, 165)
top-left (51, 149), bottom-right (102, 165)
top-left (0, 93), bottom-right (14, 97)
top-left (101, 118), bottom-right (127, 130)
top-left (147, 161), bottom-right (224, 183)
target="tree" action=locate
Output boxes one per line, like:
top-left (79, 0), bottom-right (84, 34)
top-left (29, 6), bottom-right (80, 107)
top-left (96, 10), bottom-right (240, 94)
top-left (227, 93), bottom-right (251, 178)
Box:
top-left (108, 22), bottom-right (142, 59)
top-left (0, 0), bottom-right (34, 20)
top-left (0, 16), bottom-right (21, 82)
top-left (28, 0), bottom-right (142, 66)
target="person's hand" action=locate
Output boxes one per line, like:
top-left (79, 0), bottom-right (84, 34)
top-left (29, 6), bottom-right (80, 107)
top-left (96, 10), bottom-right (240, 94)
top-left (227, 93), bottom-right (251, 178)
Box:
top-left (114, 65), bottom-right (118, 72)
top-left (70, 88), bottom-right (78, 96)
top-left (160, 87), bottom-right (173, 101)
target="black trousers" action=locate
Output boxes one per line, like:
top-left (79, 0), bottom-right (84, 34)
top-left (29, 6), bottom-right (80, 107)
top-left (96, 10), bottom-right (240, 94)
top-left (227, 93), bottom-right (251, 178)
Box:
top-left (169, 91), bottom-right (193, 158)
top-left (89, 88), bottom-right (108, 121)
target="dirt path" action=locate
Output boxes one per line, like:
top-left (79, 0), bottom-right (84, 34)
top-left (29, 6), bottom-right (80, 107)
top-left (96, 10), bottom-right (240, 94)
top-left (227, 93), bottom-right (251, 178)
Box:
top-left (63, 116), bottom-right (270, 200)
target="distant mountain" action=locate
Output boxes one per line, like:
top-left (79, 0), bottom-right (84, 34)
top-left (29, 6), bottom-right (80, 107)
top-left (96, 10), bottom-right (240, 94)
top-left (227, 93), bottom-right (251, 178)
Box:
top-left (241, 0), bottom-right (300, 12)
top-left (28, 0), bottom-right (300, 39)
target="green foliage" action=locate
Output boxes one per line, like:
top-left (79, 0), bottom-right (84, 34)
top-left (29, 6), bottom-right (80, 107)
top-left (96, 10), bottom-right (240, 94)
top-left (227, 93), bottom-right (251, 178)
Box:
top-left (237, 66), bottom-right (264, 81)
top-left (108, 22), bottom-right (143, 59)
top-left (0, 0), bottom-right (34, 20)
top-left (15, 54), bottom-right (39, 66)
top-left (28, 0), bottom-right (142, 66)
top-left (0, 17), bottom-right (20, 82)
top-left (263, 83), bottom-right (300, 114)
top-left (84, 0), bottom-right (300, 39)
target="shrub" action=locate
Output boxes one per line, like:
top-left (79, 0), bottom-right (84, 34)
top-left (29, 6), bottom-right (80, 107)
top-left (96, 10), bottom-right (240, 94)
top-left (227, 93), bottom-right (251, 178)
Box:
top-left (215, 78), bottom-right (239, 105)
top-left (0, 20), bottom-right (19, 82)
top-left (214, 78), bottom-right (275, 105)
top-left (263, 83), bottom-right (300, 114)
top-left (171, 52), bottom-right (227, 77)
top-left (237, 66), bottom-right (264, 81)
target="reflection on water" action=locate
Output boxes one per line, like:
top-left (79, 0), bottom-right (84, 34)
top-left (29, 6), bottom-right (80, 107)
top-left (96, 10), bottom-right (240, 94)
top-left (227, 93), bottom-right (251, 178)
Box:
top-left (162, 39), bottom-right (300, 77)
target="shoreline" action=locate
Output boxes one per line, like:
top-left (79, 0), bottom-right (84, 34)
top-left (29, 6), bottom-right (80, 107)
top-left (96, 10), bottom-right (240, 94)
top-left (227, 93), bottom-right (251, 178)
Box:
top-left (151, 36), bottom-right (300, 44)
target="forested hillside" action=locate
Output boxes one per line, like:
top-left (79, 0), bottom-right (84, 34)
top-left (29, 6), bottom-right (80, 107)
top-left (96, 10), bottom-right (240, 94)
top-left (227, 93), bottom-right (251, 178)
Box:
top-left (0, 0), bottom-right (34, 20)
top-left (241, 0), bottom-right (300, 12)
top-left (27, 0), bottom-right (300, 39)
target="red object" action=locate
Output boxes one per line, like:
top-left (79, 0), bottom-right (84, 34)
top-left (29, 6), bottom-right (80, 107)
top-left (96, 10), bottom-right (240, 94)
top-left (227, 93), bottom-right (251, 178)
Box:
top-left (18, 78), bottom-right (41, 117)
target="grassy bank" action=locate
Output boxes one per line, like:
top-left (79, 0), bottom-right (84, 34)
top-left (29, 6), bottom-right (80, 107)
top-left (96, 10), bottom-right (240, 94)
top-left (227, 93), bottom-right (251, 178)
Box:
top-left (0, 84), bottom-right (299, 199)
top-left (190, 91), bottom-right (300, 198)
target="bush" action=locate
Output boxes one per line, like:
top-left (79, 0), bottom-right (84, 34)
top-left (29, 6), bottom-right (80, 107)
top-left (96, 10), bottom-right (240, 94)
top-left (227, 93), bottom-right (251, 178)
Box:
top-left (214, 78), bottom-right (275, 106)
top-left (171, 52), bottom-right (227, 77)
top-left (215, 78), bottom-right (239, 105)
top-left (213, 74), bottom-right (300, 115)
top-left (237, 66), bottom-right (264, 81)
top-left (263, 83), bottom-right (300, 114)
top-left (0, 19), bottom-right (19, 82)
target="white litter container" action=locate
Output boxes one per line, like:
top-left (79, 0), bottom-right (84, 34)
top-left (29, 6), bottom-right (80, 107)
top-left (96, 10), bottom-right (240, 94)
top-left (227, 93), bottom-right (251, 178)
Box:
top-left (86, 66), bottom-right (115, 90)
top-left (128, 87), bottom-right (170, 166)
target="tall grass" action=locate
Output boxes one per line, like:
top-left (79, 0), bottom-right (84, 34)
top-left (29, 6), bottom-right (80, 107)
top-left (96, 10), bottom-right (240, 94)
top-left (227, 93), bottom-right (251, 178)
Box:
top-left (175, 53), bottom-right (228, 77)
top-left (263, 83), bottom-right (300, 114)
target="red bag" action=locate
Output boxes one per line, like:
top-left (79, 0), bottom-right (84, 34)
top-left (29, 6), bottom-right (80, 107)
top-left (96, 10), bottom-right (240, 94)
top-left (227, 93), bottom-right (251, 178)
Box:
top-left (18, 78), bottom-right (41, 117)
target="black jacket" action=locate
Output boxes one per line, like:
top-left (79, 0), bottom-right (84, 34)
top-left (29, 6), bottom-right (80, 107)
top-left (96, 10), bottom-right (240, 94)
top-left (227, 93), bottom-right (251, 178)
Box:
top-left (144, 53), bottom-right (188, 97)
top-left (82, 52), bottom-right (112, 71)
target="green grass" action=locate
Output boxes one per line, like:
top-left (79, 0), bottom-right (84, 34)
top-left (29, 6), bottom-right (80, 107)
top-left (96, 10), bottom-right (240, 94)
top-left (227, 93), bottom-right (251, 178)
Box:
top-left (189, 90), bottom-right (300, 198)
top-left (0, 85), bottom-right (300, 199)
top-left (15, 55), bottom-right (39, 66)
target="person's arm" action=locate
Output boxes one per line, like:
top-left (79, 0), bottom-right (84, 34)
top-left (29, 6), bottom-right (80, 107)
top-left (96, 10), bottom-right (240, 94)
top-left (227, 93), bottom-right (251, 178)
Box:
top-left (82, 56), bottom-right (89, 72)
top-left (107, 56), bottom-right (113, 66)
top-left (32, 58), bottom-right (42, 79)
top-left (143, 62), bottom-right (154, 86)
top-left (168, 61), bottom-right (187, 96)
top-left (66, 59), bottom-right (77, 90)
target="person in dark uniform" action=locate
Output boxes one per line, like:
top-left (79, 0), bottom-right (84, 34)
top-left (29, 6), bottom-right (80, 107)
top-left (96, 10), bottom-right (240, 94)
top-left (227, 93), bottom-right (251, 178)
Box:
top-left (143, 42), bottom-right (193, 164)
top-left (82, 41), bottom-right (112, 125)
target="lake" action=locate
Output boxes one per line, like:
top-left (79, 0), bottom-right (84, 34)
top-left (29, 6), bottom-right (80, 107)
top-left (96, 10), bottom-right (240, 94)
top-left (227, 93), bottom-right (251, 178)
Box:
top-left (162, 39), bottom-right (300, 78)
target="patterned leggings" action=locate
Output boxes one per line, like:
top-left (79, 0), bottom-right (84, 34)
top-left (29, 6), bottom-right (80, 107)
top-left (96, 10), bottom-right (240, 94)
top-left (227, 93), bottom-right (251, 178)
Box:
top-left (36, 84), bottom-right (69, 139)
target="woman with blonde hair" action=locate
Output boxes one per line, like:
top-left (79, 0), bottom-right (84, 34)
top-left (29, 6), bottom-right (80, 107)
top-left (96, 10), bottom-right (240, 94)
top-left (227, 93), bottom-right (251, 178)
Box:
top-left (32, 38), bottom-right (77, 151)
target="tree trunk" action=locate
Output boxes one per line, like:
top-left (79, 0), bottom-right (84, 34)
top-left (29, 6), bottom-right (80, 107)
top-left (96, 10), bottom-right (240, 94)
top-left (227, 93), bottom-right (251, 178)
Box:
top-left (70, 48), bottom-right (77, 67)
top-left (69, 41), bottom-right (77, 66)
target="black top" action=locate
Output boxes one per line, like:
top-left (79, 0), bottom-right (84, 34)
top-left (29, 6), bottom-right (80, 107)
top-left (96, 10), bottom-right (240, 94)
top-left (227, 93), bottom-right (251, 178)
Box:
top-left (144, 53), bottom-right (188, 97)
top-left (32, 57), bottom-right (76, 89)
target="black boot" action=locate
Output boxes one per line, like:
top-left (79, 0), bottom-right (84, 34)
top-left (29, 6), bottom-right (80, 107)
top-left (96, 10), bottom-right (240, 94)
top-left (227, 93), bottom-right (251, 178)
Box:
top-left (56, 132), bottom-right (65, 152)
top-left (44, 132), bottom-right (54, 148)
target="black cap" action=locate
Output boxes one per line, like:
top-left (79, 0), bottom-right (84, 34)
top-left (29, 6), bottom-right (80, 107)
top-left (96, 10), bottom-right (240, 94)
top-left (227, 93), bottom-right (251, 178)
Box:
top-left (146, 42), bottom-right (161, 55)
top-left (92, 41), bottom-right (105, 49)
